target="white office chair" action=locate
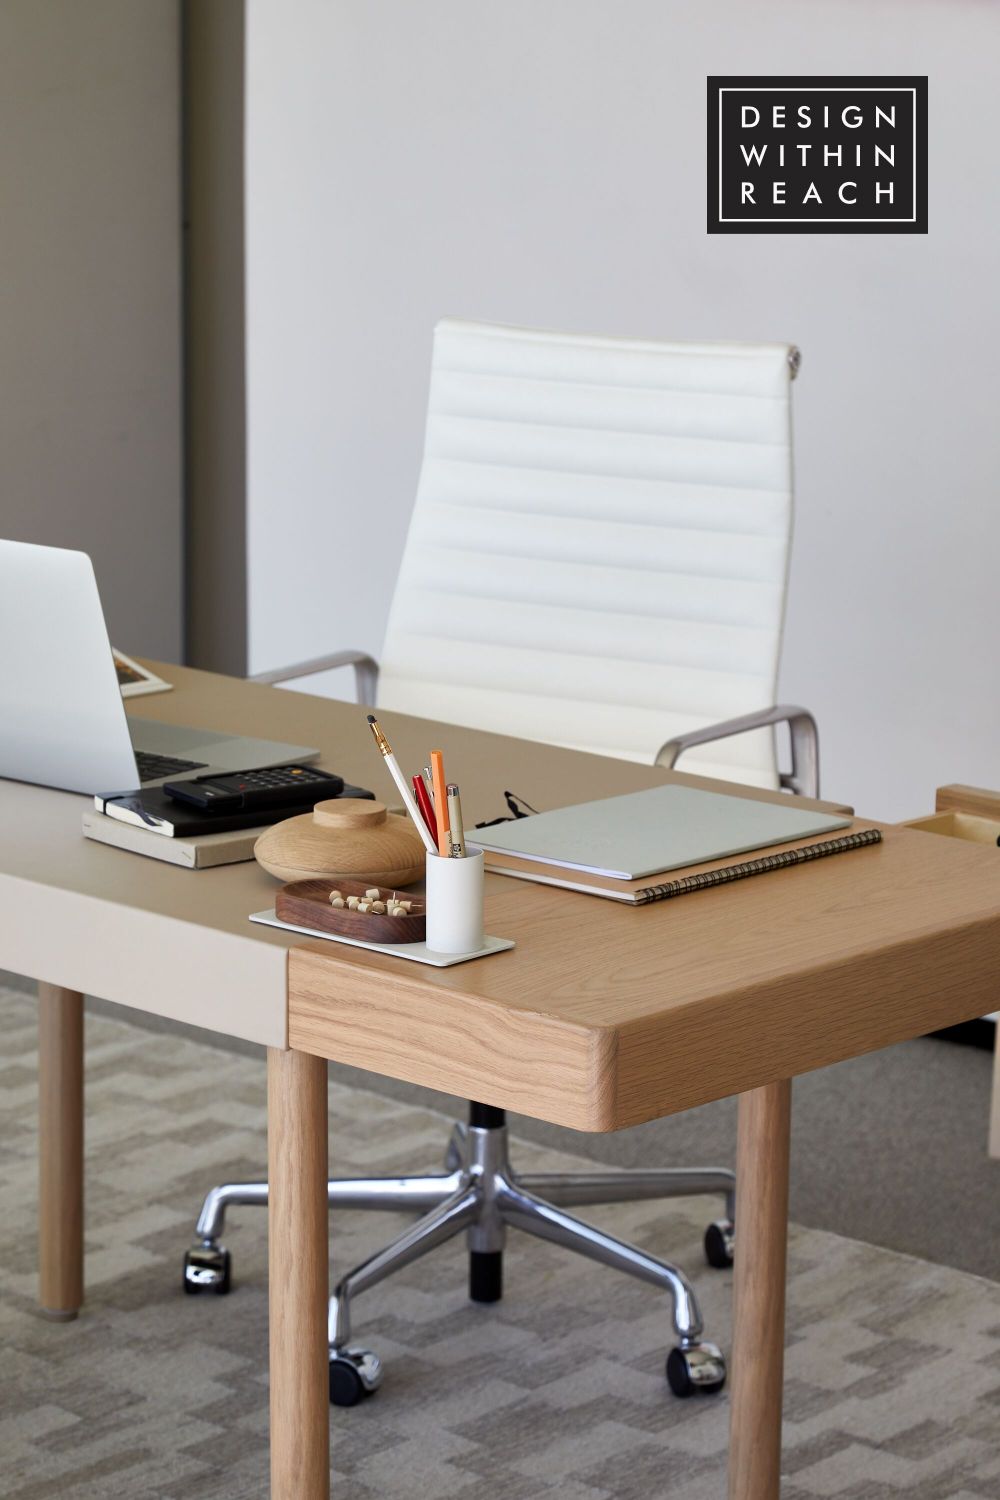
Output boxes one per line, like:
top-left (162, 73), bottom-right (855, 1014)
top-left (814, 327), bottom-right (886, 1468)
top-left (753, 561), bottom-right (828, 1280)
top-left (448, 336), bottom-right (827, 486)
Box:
top-left (184, 320), bottom-right (817, 1407)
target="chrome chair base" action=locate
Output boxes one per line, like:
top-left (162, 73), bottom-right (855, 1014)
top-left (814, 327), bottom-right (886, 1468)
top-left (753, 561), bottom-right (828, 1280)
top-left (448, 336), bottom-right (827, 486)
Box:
top-left (185, 1107), bottom-right (734, 1405)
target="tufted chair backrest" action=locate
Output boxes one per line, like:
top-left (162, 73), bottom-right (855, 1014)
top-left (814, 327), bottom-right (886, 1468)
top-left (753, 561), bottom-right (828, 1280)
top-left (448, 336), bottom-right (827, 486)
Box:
top-left (379, 320), bottom-right (798, 790)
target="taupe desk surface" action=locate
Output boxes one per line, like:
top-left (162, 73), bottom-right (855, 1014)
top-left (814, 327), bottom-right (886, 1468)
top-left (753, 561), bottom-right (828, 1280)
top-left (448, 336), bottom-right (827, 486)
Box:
top-left (0, 660), bottom-right (844, 1052)
top-left (6, 663), bottom-right (1000, 1500)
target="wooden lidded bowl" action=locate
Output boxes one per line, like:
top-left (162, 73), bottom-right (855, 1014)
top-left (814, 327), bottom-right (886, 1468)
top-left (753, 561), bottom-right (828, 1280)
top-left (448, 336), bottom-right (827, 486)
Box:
top-left (254, 798), bottom-right (425, 887)
top-left (276, 877), bottom-right (426, 944)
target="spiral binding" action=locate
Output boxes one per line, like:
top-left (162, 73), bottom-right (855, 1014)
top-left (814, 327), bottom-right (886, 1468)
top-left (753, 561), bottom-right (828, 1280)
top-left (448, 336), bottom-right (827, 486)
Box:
top-left (635, 827), bottom-right (882, 905)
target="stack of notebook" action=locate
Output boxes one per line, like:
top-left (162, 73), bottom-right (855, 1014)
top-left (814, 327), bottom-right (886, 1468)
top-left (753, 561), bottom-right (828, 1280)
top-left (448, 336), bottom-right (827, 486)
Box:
top-left (82, 810), bottom-right (270, 870)
top-left (473, 784), bottom-right (872, 904)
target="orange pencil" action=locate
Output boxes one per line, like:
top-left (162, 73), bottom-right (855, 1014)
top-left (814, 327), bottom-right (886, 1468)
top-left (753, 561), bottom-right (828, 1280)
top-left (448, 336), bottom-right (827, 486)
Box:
top-left (429, 749), bottom-right (450, 857)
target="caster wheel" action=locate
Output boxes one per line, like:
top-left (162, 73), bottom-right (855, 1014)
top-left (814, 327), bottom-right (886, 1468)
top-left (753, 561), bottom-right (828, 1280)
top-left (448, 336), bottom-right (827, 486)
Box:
top-left (329, 1348), bottom-right (383, 1407)
top-left (704, 1218), bottom-right (735, 1269)
top-left (666, 1342), bottom-right (727, 1397)
top-left (183, 1244), bottom-right (231, 1294)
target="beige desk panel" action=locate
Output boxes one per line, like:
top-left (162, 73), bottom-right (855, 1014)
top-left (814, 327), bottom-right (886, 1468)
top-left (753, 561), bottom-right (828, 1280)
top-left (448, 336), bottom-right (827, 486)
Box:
top-left (0, 870), bottom-right (288, 1047)
top-left (0, 772), bottom-right (294, 1045)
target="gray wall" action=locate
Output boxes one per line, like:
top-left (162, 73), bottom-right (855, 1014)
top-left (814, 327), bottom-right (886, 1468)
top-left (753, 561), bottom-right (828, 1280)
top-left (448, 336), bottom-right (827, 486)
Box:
top-left (0, 0), bottom-right (183, 660)
top-left (184, 0), bottom-right (247, 676)
top-left (244, 0), bottom-right (1000, 822)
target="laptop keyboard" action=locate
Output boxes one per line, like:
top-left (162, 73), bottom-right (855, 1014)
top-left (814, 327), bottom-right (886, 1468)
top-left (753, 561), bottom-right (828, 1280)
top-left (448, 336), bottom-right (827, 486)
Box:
top-left (136, 750), bottom-right (209, 784)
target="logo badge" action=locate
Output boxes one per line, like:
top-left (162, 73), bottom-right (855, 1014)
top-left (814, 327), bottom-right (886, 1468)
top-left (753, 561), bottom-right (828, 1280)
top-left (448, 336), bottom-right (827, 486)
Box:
top-left (707, 76), bottom-right (927, 233)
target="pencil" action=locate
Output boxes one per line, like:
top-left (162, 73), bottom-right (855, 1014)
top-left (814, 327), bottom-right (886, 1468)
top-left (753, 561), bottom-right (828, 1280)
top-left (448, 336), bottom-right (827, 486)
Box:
top-left (429, 749), bottom-right (450, 857)
top-left (366, 715), bottom-right (438, 856)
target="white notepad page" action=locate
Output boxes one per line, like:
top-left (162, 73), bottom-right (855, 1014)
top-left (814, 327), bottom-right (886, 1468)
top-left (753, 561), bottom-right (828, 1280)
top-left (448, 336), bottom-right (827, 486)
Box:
top-left (473, 783), bottom-right (851, 881)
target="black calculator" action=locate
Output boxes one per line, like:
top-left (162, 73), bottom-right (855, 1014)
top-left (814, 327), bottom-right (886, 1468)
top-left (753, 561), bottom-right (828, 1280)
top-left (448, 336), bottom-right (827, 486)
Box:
top-left (163, 764), bottom-right (345, 814)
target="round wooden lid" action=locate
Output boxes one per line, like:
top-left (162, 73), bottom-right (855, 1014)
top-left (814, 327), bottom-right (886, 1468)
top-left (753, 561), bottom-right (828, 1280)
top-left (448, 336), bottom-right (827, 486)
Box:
top-left (312, 798), bottom-right (388, 830)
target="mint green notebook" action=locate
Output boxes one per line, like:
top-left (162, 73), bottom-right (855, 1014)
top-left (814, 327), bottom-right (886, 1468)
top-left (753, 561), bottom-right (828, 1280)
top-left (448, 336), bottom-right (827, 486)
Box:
top-left (472, 783), bottom-right (850, 881)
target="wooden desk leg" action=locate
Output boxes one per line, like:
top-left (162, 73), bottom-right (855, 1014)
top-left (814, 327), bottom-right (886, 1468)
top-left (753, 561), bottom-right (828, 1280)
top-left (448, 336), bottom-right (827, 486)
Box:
top-left (729, 1079), bottom-right (792, 1500)
top-left (268, 1047), bottom-right (329, 1500)
top-left (38, 983), bottom-right (84, 1321)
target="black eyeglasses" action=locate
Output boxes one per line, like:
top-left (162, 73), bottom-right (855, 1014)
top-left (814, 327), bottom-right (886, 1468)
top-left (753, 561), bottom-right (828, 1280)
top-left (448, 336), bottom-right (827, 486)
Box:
top-left (474, 789), bottom-right (539, 829)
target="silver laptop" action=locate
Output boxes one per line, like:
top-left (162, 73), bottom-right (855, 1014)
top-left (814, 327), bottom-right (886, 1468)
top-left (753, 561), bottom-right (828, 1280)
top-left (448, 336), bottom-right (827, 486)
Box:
top-left (0, 539), bottom-right (319, 794)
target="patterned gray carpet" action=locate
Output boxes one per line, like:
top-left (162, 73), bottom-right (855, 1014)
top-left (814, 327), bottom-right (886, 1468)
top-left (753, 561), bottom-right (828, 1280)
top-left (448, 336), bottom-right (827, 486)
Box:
top-left (2, 985), bottom-right (1000, 1499)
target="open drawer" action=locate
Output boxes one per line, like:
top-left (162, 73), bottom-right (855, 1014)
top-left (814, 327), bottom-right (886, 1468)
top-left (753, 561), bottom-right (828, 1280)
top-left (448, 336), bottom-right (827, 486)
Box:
top-left (902, 810), bottom-right (1000, 847)
top-left (902, 782), bottom-right (1000, 842)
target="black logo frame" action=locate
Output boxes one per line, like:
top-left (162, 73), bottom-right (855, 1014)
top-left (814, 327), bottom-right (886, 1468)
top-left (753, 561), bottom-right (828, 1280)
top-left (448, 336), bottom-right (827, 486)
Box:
top-left (707, 76), bottom-right (928, 234)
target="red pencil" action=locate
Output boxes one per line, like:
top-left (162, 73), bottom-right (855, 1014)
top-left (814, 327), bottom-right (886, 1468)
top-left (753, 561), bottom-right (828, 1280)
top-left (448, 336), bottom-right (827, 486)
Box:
top-left (412, 774), bottom-right (437, 841)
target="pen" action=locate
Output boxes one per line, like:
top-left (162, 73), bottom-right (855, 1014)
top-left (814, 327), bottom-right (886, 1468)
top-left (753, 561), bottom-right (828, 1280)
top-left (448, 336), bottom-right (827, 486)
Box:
top-left (446, 783), bottom-right (466, 858)
top-left (429, 750), bottom-right (450, 857)
top-left (366, 715), bottom-right (438, 856)
top-left (412, 773), bottom-right (437, 841)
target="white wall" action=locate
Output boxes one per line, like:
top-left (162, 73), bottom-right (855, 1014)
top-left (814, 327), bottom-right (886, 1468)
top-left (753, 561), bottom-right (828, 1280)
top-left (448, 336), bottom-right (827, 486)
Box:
top-left (246, 0), bottom-right (999, 820)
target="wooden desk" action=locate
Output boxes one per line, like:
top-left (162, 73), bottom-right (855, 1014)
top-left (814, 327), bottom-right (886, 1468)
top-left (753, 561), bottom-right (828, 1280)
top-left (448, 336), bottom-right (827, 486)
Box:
top-left (284, 793), bottom-right (1000, 1497)
top-left (5, 663), bottom-right (1000, 1499)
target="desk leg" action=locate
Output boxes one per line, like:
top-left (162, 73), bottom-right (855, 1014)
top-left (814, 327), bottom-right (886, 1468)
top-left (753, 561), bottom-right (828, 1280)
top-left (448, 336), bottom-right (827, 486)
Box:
top-left (268, 1047), bottom-right (329, 1500)
top-left (729, 1079), bottom-right (792, 1500)
top-left (38, 983), bottom-right (84, 1320)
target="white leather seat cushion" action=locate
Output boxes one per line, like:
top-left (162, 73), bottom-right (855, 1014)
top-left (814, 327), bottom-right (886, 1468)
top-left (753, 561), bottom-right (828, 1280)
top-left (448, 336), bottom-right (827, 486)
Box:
top-left (379, 321), bottom-right (795, 790)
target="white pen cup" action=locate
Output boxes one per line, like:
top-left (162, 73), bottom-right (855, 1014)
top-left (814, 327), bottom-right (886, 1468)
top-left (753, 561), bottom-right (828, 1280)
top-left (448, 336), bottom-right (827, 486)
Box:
top-left (425, 849), bottom-right (485, 954)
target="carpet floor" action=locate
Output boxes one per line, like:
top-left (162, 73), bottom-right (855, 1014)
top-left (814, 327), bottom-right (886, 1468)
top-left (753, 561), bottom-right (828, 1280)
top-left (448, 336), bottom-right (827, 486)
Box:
top-left (3, 986), bottom-right (1000, 1499)
top-left (63, 978), bottom-right (1000, 1284)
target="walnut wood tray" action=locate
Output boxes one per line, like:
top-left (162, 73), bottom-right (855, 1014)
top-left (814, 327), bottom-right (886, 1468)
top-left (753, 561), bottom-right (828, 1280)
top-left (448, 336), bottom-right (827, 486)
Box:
top-left (276, 877), bottom-right (427, 944)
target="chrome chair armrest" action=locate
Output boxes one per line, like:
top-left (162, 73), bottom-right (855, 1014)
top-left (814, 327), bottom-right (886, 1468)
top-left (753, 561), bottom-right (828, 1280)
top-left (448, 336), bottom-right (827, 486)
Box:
top-left (655, 704), bottom-right (820, 799)
top-left (250, 650), bottom-right (380, 706)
